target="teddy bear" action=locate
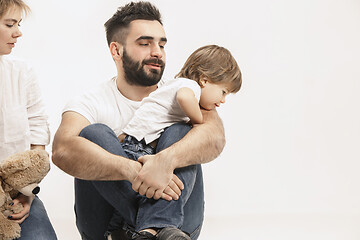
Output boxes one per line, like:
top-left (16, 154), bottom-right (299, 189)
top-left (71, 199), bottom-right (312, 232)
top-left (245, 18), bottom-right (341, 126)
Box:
top-left (0, 149), bottom-right (50, 240)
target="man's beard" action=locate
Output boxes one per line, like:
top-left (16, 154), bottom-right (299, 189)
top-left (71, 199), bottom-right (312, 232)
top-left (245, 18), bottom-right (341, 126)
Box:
top-left (122, 49), bottom-right (165, 86)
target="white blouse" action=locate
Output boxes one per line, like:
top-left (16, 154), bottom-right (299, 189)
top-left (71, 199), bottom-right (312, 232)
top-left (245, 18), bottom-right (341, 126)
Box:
top-left (0, 56), bottom-right (50, 162)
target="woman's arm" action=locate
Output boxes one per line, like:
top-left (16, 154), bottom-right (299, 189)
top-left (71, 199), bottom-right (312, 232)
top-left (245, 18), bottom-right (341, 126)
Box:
top-left (26, 69), bottom-right (50, 147)
top-left (30, 145), bottom-right (45, 150)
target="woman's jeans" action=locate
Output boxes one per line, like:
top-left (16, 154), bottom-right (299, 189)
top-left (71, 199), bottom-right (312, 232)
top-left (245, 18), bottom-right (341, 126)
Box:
top-left (18, 196), bottom-right (57, 240)
top-left (75, 123), bottom-right (204, 240)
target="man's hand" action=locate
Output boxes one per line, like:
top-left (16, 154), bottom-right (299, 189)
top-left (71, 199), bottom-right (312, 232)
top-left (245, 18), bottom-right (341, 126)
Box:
top-left (8, 194), bottom-right (34, 224)
top-left (132, 154), bottom-right (184, 201)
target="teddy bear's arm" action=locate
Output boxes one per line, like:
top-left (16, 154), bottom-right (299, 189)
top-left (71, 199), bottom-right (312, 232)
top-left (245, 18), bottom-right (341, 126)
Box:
top-left (0, 210), bottom-right (21, 240)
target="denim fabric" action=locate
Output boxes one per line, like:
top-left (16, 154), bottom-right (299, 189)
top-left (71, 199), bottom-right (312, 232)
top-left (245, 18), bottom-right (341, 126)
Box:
top-left (75, 123), bottom-right (204, 240)
top-left (121, 135), bottom-right (155, 160)
top-left (18, 196), bottom-right (57, 240)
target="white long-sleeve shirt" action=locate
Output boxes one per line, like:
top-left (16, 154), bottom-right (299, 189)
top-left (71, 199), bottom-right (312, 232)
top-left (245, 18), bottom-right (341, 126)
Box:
top-left (0, 56), bottom-right (50, 162)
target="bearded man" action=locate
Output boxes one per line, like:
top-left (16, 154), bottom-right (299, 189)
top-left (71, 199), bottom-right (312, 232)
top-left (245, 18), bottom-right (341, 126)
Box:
top-left (52, 2), bottom-right (225, 240)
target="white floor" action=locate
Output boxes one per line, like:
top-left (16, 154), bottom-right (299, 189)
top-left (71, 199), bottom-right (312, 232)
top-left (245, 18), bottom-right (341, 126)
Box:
top-left (50, 213), bottom-right (360, 240)
top-left (200, 214), bottom-right (360, 240)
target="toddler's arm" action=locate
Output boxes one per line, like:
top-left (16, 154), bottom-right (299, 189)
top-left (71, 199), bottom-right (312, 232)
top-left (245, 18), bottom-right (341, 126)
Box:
top-left (176, 87), bottom-right (203, 124)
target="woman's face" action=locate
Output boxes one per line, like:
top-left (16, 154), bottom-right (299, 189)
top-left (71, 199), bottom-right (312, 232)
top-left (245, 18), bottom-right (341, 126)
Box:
top-left (0, 6), bottom-right (22, 55)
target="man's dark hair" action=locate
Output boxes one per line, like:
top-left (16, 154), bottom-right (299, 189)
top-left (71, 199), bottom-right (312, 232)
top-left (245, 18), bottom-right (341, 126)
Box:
top-left (104, 1), bottom-right (162, 46)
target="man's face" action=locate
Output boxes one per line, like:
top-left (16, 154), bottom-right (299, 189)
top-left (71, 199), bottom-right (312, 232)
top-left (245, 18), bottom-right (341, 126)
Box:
top-left (122, 20), bottom-right (167, 86)
top-left (122, 46), bottom-right (165, 86)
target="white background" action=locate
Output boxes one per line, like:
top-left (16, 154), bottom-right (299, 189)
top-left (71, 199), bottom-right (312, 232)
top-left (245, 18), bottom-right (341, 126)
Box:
top-left (11, 0), bottom-right (360, 239)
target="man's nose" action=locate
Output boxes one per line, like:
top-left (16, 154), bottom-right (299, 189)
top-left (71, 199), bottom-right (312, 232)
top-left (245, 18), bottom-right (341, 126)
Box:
top-left (150, 45), bottom-right (163, 58)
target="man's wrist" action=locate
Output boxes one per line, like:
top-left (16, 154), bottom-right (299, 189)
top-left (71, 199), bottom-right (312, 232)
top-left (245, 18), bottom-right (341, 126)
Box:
top-left (121, 157), bottom-right (141, 182)
top-left (157, 148), bottom-right (179, 171)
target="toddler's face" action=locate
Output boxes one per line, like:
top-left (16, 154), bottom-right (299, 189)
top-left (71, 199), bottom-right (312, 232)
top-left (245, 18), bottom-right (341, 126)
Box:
top-left (199, 81), bottom-right (230, 110)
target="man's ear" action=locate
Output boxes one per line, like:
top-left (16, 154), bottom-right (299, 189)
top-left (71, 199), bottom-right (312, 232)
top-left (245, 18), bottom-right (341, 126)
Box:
top-left (109, 42), bottom-right (123, 61)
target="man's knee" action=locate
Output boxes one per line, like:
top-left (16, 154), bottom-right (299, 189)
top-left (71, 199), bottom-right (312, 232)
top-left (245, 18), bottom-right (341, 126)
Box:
top-left (79, 124), bottom-right (122, 153)
top-left (166, 122), bottom-right (192, 139)
top-left (79, 123), bottom-right (112, 139)
top-left (157, 123), bottom-right (191, 151)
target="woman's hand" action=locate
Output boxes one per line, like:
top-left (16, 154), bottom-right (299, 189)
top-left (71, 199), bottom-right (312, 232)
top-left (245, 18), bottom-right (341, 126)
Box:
top-left (8, 194), bottom-right (35, 224)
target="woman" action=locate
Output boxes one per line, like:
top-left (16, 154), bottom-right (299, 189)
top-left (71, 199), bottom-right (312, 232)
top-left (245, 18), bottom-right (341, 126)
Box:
top-left (0, 0), bottom-right (57, 239)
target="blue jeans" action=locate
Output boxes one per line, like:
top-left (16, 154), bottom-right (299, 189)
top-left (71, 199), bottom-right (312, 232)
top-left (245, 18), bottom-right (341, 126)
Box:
top-left (18, 196), bottom-right (57, 240)
top-left (121, 135), bottom-right (155, 160)
top-left (75, 123), bottom-right (204, 240)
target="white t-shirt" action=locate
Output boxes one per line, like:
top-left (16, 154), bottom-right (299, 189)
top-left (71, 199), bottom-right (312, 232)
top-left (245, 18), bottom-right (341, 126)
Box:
top-left (123, 78), bottom-right (201, 144)
top-left (63, 77), bottom-right (143, 137)
top-left (0, 56), bottom-right (50, 162)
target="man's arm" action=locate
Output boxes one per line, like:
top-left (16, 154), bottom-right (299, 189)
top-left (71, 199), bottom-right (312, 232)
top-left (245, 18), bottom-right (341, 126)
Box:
top-left (52, 111), bottom-right (141, 182)
top-left (166, 108), bottom-right (225, 166)
top-left (133, 109), bottom-right (225, 199)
